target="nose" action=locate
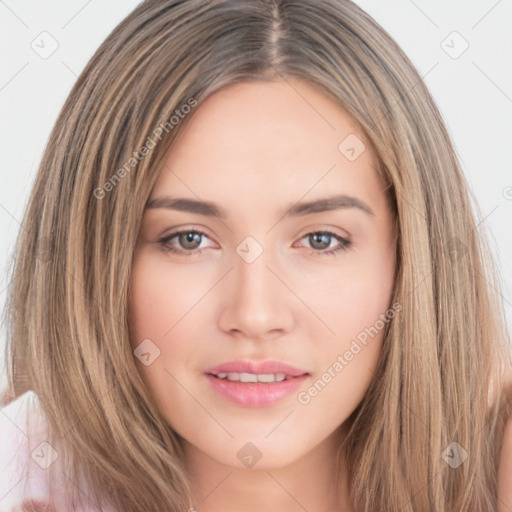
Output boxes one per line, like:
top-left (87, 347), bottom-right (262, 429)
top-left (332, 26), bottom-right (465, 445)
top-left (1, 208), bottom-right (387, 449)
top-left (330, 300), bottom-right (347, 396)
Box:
top-left (217, 243), bottom-right (295, 340)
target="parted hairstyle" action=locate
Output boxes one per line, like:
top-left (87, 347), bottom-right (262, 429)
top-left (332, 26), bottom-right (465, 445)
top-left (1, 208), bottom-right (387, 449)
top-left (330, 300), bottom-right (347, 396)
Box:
top-left (3, 1), bottom-right (512, 510)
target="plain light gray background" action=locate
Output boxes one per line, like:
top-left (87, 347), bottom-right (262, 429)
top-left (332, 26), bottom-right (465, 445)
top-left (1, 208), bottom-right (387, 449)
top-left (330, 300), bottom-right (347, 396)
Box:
top-left (1, 0), bottom-right (511, 393)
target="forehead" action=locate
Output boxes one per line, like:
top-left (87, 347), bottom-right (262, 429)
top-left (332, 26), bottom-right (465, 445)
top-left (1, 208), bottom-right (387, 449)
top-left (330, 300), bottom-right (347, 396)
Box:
top-left (150, 78), bottom-right (387, 216)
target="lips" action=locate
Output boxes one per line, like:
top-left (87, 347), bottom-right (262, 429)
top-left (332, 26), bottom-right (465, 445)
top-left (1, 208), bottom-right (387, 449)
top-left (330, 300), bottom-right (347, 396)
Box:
top-left (204, 360), bottom-right (310, 407)
top-left (205, 360), bottom-right (309, 378)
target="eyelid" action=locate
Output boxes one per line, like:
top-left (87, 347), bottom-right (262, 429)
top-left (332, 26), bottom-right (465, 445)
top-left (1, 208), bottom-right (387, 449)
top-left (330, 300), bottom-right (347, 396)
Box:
top-left (294, 225), bottom-right (351, 241)
top-left (161, 225), bottom-right (216, 242)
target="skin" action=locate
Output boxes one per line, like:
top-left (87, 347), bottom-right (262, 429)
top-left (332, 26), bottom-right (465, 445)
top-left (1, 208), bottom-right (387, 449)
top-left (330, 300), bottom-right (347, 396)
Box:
top-left (128, 77), bottom-right (397, 512)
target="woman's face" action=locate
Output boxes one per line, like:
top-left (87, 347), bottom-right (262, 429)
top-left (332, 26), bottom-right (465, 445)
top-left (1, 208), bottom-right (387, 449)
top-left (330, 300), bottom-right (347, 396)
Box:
top-left (128, 78), bottom-right (396, 470)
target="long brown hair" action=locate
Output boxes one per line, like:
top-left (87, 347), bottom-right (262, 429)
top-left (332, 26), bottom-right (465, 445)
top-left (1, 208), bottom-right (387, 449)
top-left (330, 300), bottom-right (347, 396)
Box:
top-left (3, 1), bottom-right (512, 510)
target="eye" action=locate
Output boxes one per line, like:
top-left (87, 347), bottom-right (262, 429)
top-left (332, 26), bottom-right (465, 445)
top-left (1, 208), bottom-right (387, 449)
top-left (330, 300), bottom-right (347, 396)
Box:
top-left (157, 229), bottom-right (215, 256)
top-left (156, 229), bottom-right (351, 257)
top-left (296, 231), bottom-right (352, 256)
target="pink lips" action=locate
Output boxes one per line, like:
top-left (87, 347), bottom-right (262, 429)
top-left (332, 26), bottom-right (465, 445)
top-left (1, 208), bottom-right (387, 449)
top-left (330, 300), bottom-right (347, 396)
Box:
top-left (205, 360), bottom-right (308, 377)
top-left (204, 359), bottom-right (310, 408)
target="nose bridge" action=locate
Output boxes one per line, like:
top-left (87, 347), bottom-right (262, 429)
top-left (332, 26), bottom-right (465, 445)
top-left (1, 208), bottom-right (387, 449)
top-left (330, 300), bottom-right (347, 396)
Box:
top-left (233, 235), bottom-right (278, 308)
top-left (218, 234), bottom-right (293, 337)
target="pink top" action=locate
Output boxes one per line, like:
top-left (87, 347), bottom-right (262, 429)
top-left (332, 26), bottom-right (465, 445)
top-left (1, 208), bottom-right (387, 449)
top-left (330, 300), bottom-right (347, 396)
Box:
top-left (0, 391), bottom-right (110, 512)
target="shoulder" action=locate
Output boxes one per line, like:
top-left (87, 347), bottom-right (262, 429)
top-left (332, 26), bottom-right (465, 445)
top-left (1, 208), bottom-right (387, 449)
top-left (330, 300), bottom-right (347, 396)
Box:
top-left (0, 390), bottom-right (53, 511)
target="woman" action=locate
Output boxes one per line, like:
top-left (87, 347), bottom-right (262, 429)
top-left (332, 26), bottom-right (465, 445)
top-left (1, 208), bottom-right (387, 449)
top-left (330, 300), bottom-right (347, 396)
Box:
top-left (2, 1), bottom-right (512, 511)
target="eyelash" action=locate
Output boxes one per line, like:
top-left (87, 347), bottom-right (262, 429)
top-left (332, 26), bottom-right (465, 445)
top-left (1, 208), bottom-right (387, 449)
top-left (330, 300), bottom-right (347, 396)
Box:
top-left (156, 229), bottom-right (352, 257)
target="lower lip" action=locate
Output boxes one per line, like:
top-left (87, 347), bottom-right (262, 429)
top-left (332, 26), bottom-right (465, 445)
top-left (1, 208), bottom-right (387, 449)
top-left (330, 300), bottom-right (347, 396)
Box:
top-left (204, 373), bottom-right (309, 408)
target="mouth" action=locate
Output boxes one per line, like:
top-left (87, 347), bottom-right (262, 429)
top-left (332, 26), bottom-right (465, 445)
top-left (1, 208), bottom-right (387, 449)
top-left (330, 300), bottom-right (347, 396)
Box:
top-left (204, 364), bottom-right (310, 408)
top-left (204, 359), bottom-right (309, 379)
top-left (206, 371), bottom-right (303, 383)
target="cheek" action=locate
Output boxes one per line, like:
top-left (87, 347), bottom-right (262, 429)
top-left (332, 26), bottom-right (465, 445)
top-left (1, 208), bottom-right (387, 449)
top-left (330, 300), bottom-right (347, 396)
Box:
top-left (297, 246), bottom-right (395, 405)
top-left (128, 256), bottom-right (211, 341)
top-left (302, 248), bottom-right (395, 347)
top-left (297, 274), bottom-right (394, 421)
top-left (332, 270), bottom-right (394, 343)
top-left (128, 255), bottom-right (219, 413)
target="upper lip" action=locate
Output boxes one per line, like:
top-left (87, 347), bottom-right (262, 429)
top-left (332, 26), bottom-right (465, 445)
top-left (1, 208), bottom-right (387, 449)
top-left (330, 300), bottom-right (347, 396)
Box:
top-left (205, 360), bottom-right (309, 377)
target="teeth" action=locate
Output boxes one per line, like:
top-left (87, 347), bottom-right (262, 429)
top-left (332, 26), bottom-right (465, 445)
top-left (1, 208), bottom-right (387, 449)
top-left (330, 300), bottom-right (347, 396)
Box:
top-left (215, 372), bottom-right (289, 382)
top-left (256, 374), bottom-right (278, 383)
top-left (239, 372), bottom-right (258, 382)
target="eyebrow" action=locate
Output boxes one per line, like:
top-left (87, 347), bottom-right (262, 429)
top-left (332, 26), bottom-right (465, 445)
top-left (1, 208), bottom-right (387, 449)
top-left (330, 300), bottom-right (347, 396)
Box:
top-left (145, 194), bottom-right (374, 218)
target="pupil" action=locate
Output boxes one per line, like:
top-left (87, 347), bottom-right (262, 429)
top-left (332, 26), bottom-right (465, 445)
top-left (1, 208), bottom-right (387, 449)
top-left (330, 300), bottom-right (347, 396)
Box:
top-left (311, 233), bottom-right (330, 249)
top-left (182, 232), bottom-right (201, 248)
